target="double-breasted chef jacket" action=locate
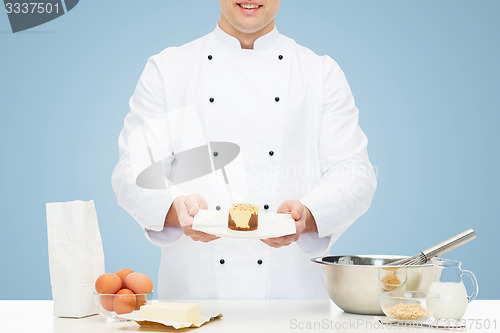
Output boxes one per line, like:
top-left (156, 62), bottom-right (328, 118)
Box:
top-left (112, 26), bottom-right (377, 299)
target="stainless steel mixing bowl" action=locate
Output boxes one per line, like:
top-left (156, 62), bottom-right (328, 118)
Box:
top-left (312, 255), bottom-right (436, 315)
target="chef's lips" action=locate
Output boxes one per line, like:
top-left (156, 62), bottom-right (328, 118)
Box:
top-left (236, 2), bottom-right (263, 13)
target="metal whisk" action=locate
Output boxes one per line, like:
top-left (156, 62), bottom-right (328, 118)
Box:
top-left (388, 229), bottom-right (476, 266)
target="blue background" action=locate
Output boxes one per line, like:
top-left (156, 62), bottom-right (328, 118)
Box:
top-left (1, 0), bottom-right (498, 300)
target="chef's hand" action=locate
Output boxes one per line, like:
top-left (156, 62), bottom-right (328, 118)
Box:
top-left (164, 194), bottom-right (220, 243)
top-left (260, 200), bottom-right (317, 248)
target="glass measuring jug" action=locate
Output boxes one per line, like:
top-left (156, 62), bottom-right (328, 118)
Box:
top-left (427, 258), bottom-right (478, 320)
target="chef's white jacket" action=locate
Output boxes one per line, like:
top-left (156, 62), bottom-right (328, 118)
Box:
top-left (112, 26), bottom-right (377, 299)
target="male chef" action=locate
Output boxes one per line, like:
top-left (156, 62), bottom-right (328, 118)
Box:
top-left (112, 0), bottom-right (377, 299)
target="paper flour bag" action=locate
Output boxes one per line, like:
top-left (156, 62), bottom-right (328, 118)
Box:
top-left (46, 200), bottom-right (105, 318)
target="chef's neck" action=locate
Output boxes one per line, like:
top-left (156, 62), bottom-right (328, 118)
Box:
top-left (218, 18), bottom-right (275, 49)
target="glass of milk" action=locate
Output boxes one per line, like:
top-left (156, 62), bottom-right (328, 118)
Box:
top-left (427, 258), bottom-right (478, 321)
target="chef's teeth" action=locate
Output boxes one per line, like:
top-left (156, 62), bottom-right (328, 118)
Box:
top-left (240, 4), bottom-right (260, 9)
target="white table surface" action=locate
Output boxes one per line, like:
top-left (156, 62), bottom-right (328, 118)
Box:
top-left (1, 299), bottom-right (499, 333)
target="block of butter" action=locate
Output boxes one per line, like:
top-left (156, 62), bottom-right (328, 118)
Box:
top-left (139, 301), bottom-right (200, 323)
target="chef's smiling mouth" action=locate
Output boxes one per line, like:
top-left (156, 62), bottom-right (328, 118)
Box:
top-left (237, 3), bottom-right (262, 10)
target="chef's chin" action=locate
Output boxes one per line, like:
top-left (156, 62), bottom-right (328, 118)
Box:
top-left (233, 17), bottom-right (274, 34)
top-left (219, 0), bottom-right (280, 33)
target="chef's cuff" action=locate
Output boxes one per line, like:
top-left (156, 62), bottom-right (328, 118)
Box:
top-left (136, 187), bottom-right (186, 247)
top-left (300, 195), bottom-right (333, 239)
top-left (144, 225), bottom-right (184, 247)
top-left (296, 232), bottom-right (332, 257)
top-left (297, 196), bottom-right (336, 256)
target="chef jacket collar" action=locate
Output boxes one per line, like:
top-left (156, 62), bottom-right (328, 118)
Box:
top-left (213, 24), bottom-right (280, 50)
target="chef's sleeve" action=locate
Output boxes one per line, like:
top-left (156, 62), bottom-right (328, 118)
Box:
top-left (298, 56), bottom-right (377, 256)
top-left (111, 54), bottom-right (185, 247)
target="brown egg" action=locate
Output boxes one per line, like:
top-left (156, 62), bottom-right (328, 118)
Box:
top-left (100, 295), bottom-right (114, 312)
top-left (113, 289), bottom-right (136, 315)
top-left (115, 268), bottom-right (134, 287)
top-left (135, 294), bottom-right (147, 310)
top-left (124, 272), bottom-right (153, 294)
top-left (95, 273), bottom-right (122, 294)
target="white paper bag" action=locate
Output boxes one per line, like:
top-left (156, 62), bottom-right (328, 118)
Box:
top-left (46, 200), bottom-right (105, 318)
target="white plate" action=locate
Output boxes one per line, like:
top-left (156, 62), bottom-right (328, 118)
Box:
top-left (192, 209), bottom-right (296, 239)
